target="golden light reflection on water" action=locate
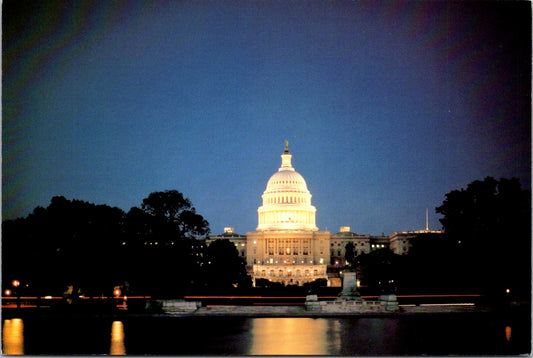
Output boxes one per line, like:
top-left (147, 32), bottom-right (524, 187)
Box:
top-left (3, 318), bottom-right (24, 355)
top-left (249, 318), bottom-right (338, 355)
top-left (110, 321), bottom-right (126, 355)
top-left (505, 326), bottom-right (512, 342)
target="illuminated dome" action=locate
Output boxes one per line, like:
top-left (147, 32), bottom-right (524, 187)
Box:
top-left (257, 141), bottom-right (317, 231)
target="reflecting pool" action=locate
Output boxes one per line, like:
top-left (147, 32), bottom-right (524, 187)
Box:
top-left (2, 313), bottom-right (530, 355)
top-left (2, 319), bottom-right (24, 355)
top-left (249, 318), bottom-right (337, 355)
top-left (110, 321), bottom-right (126, 355)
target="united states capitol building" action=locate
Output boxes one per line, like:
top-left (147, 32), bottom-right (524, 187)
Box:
top-left (206, 142), bottom-right (441, 287)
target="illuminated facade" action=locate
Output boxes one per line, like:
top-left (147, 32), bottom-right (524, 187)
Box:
top-left (247, 142), bottom-right (329, 285)
top-left (329, 226), bottom-right (442, 266)
top-left (207, 142), bottom-right (442, 287)
top-left (256, 142), bottom-right (317, 231)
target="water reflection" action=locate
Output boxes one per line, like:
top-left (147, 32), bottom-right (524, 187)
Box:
top-left (338, 318), bottom-right (403, 355)
top-left (3, 318), bottom-right (24, 355)
top-left (505, 326), bottom-right (512, 342)
top-left (249, 318), bottom-right (340, 355)
top-left (110, 321), bottom-right (126, 355)
top-left (326, 319), bottom-right (342, 353)
top-left (1, 315), bottom-right (528, 355)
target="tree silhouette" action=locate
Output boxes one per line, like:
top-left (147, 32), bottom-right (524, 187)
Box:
top-left (2, 196), bottom-right (126, 298)
top-left (141, 190), bottom-right (209, 239)
top-left (436, 177), bottom-right (531, 299)
top-left (124, 190), bottom-right (210, 296)
top-left (205, 239), bottom-right (251, 290)
top-left (355, 249), bottom-right (402, 294)
top-left (2, 191), bottom-right (213, 298)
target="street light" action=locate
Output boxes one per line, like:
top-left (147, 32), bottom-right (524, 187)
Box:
top-left (11, 280), bottom-right (21, 308)
top-left (113, 288), bottom-right (123, 310)
top-left (113, 288), bottom-right (122, 298)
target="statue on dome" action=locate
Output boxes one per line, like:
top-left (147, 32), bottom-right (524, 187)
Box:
top-left (284, 139), bottom-right (289, 153)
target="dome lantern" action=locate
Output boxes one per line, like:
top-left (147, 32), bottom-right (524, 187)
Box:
top-left (280, 139), bottom-right (294, 171)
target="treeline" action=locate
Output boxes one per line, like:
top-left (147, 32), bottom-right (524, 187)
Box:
top-left (3, 177), bottom-right (530, 302)
top-left (347, 177), bottom-right (531, 302)
top-left (2, 190), bottom-right (250, 299)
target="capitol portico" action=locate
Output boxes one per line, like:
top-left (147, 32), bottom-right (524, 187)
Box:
top-left (206, 141), bottom-right (442, 287)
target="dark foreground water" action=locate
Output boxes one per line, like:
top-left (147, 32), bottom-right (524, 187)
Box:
top-left (3, 312), bottom-right (531, 355)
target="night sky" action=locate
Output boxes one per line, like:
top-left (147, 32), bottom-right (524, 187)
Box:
top-left (3, 1), bottom-right (531, 236)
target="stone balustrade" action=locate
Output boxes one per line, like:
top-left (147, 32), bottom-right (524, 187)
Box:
top-left (159, 300), bottom-right (201, 313)
top-left (305, 294), bottom-right (399, 312)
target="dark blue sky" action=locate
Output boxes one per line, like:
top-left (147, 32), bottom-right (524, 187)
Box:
top-left (3, 1), bottom-right (530, 235)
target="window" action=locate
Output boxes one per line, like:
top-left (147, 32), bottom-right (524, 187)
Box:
top-left (337, 250), bottom-right (341, 256)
